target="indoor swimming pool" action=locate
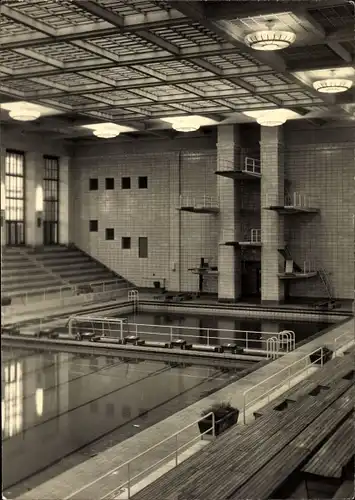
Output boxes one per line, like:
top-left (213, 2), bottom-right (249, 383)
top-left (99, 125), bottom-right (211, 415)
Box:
top-left (2, 347), bottom-right (252, 496)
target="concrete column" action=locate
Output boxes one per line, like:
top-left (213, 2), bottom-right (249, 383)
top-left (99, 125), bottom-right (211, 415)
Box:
top-left (217, 125), bottom-right (242, 301)
top-left (169, 153), bottom-right (181, 291)
top-left (59, 156), bottom-right (69, 245)
top-left (260, 126), bottom-right (285, 304)
top-left (0, 147), bottom-right (5, 247)
top-left (26, 152), bottom-right (44, 247)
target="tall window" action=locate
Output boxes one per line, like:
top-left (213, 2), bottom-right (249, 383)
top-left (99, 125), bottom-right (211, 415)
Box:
top-left (43, 156), bottom-right (59, 244)
top-left (5, 150), bottom-right (25, 245)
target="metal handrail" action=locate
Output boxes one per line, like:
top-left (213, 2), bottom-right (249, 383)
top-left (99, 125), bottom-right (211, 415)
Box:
top-left (72, 320), bottom-right (295, 352)
top-left (242, 346), bottom-right (324, 424)
top-left (333, 330), bottom-right (354, 355)
top-left (244, 157), bottom-right (261, 174)
top-left (64, 412), bottom-right (215, 500)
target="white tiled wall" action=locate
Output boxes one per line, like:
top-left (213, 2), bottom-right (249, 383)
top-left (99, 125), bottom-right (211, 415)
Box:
top-left (70, 138), bottom-right (219, 292)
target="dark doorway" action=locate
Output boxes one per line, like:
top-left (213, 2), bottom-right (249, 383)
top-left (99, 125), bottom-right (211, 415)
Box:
top-left (6, 221), bottom-right (25, 246)
top-left (241, 261), bottom-right (261, 297)
top-left (43, 221), bottom-right (58, 245)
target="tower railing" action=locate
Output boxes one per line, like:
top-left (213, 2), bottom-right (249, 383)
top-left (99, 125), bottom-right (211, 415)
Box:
top-left (244, 157), bottom-right (261, 175)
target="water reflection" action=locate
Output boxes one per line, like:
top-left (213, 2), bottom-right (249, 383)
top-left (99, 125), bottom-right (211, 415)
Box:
top-left (2, 360), bottom-right (23, 438)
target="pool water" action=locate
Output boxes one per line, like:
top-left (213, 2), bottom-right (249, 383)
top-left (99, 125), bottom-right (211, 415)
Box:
top-left (2, 347), bottom-right (251, 494)
top-left (112, 312), bottom-right (332, 346)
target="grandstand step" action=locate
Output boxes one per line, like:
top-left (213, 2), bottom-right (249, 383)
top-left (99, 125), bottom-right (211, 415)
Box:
top-left (67, 273), bottom-right (116, 284)
top-left (4, 280), bottom-right (64, 292)
top-left (2, 272), bottom-right (54, 284)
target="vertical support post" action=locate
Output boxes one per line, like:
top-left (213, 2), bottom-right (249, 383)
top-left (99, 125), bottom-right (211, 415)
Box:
top-left (68, 317), bottom-right (73, 336)
top-left (170, 327), bottom-right (173, 342)
top-left (207, 329), bottom-right (210, 346)
top-left (175, 434), bottom-right (179, 466)
top-left (217, 124), bottom-right (242, 302)
top-left (212, 412), bottom-right (216, 437)
top-left (260, 126), bottom-right (285, 305)
top-left (127, 462), bottom-right (131, 499)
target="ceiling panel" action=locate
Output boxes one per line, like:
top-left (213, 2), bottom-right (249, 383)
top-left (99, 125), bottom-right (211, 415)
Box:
top-left (6, 0), bottom-right (103, 27)
top-left (1, 50), bottom-right (45, 69)
top-left (31, 42), bottom-right (97, 62)
top-left (88, 33), bottom-right (159, 55)
top-left (150, 22), bottom-right (226, 48)
top-left (98, 0), bottom-right (171, 15)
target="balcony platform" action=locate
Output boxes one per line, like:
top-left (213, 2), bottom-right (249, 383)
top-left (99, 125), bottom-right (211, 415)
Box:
top-left (215, 169), bottom-right (261, 181)
top-left (238, 241), bottom-right (262, 247)
top-left (188, 268), bottom-right (219, 276)
top-left (178, 206), bottom-right (219, 214)
top-left (278, 271), bottom-right (318, 280)
top-left (266, 205), bottom-right (319, 214)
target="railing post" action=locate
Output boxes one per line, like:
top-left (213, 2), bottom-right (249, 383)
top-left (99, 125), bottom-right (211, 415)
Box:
top-left (175, 433), bottom-right (179, 466)
top-left (170, 327), bottom-right (173, 342)
top-left (321, 347), bottom-right (324, 367)
top-left (245, 331), bottom-right (248, 350)
top-left (242, 398), bottom-right (246, 425)
top-left (207, 329), bottom-right (210, 346)
top-left (127, 462), bottom-right (131, 499)
top-left (212, 412), bottom-right (216, 437)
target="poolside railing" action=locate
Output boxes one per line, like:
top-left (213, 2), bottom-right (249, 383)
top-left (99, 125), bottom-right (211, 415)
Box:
top-left (63, 412), bottom-right (216, 500)
top-left (242, 346), bottom-right (324, 424)
top-left (68, 317), bottom-right (295, 354)
top-left (333, 329), bottom-right (354, 355)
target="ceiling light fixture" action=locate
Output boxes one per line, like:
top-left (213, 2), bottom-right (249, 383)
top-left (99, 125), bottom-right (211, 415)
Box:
top-left (171, 118), bottom-right (200, 132)
top-left (245, 20), bottom-right (296, 51)
top-left (313, 78), bottom-right (352, 94)
top-left (9, 106), bottom-right (41, 122)
top-left (256, 109), bottom-right (287, 127)
top-left (92, 124), bottom-right (121, 138)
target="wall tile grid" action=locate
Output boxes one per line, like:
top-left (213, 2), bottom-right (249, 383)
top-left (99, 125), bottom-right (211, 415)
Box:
top-left (284, 143), bottom-right (354, 300)
top-left (71, 141), bottom-right (219, 292)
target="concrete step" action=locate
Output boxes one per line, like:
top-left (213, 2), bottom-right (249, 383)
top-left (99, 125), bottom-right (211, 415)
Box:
top-left (5, 283), bottom-right (67, 297)
top-left (2, 272), bottom-right (52, 284)
top-left (2, 260), bottom-right (39, 269)
top-left (4, 278), bottom-right (64, 292)
top-left (56, 262), bottom-right (108, 274)
top-left (39, 256), bottom-right (92, 266)
top-left (68, 273), bottom-right (115, 284)
top-left (34, 251), bottom-right (85, 260)
top-left (1, 267), bottom-right (42, 277)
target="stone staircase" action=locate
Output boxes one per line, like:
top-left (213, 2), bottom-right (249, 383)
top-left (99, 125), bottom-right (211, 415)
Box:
top-left (27, 245), bottom-right (131, 291)
top-left (1, 246), bottom-right (69, 304)
top-left (1, 245), bottom-right (132, 306)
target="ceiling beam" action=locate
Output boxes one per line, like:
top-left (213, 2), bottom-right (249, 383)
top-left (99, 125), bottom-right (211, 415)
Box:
top-left (168, 0), bottom-right (338, 108)
top-left (203, 0), bottom-right (348, 20)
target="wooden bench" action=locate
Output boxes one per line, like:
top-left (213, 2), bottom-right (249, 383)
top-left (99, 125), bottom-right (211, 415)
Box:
top-left (302, 416), bottom-right (354, 478)
top-left (332, 480), bottom-right (355, 499)
top-left (253, 354), bottom-right (353, 419)
top-left (133, 379), bottom-right (353, 500)
top-left (229, 388), bottom-right (354, 500)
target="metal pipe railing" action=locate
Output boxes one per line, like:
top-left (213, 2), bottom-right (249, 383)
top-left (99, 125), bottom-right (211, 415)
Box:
top-left (64, 412), bottom-right (216, 500)
top-left (242, 346), bottom-right (324, 424)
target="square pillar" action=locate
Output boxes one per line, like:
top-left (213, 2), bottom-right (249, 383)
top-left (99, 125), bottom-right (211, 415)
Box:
top-left (26, 152), bottom-right (44, 247)
top-left (217, 125), bottom-right (242, 301)
top-left (59, 156), bottom-right (69, 245)
top-left (260, 126), bottom-right (285, 305)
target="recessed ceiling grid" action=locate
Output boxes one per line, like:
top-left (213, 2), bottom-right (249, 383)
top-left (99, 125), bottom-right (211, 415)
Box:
top-left (0, 17), bottom-right (35, 38)
top-left (29, 43), bottom-right (98, 62)
top-left (232, 13), bottom-right (301, 32)
top-left (97, 0), bottom-right (172, 16)
top-left (150, 22), bottom-right (227, 48)
top-left (4, 80), bottom-right (51, 92)
top-left (204, 53), bottom-right (266, 71)
top-left (44, 73), bottom-right (101, 87)
top-left (87, 33), bottom-right (160, 55)
top-left (0, 50), bottom-right (45, 69)
top-left (187, 79), bottom-right (247, 93)
top-left (135, 60), bottom-right (207, 76)
top-left (242, 74), bottom-right (293, 87)
top-left (5, 0), bottom-right (103, 27)
top-left (308, 5), bottom-right (354, 29)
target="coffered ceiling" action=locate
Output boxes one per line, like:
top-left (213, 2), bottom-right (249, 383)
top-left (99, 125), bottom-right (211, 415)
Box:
top-left (0, 0), bottom-right (354, 140)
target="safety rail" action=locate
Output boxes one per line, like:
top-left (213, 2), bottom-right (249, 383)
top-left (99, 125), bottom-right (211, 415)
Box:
top-left (333, 330), bottom-right (354, 355)
top-left (179, 194), bottom-right (219, 209)
top-left (242, 346), bottom-right (325, 424)
top-left (284, 191), bottom-right (315, 208)
top-left (69, 318), bottom-right (295, 353)
top-left (302, 260), bottom-right (317, 274)
top-left (64, 412), bottom-right (216, 500)
top-left (243, 157), bottom-right (261, 175)
top-left (2, 285), bottom-right (132, 320)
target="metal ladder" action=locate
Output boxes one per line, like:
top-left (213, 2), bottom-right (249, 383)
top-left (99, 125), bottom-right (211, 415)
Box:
top-left (318, 267), bottom-right (333, 300)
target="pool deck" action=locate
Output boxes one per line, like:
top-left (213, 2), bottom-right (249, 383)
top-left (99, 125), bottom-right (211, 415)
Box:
top-left (16, 317), bottom-right (354, 500)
